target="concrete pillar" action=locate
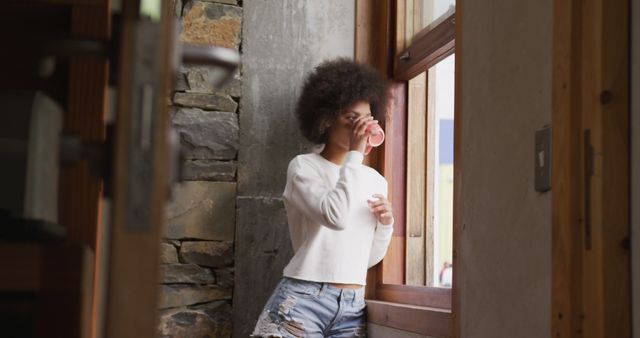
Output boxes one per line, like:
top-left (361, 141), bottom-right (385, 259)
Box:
top-left (235, 1), bottom-right (355, 336)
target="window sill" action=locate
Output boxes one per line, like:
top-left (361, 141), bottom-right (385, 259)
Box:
top-left (365, 300), bottom-right (452, 338)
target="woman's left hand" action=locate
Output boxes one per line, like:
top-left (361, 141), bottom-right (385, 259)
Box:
top-left (368, 194), bottom-right (394, 226)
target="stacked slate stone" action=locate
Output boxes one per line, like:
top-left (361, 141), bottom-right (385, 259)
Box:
top-left (159, 1), bottom-right (242, 337)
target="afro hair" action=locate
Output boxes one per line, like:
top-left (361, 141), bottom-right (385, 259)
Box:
top-left (295, 58), bottom-right (390, 144)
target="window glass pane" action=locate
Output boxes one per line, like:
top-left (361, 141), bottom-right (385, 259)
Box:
top-left (405, 53), bottom-right (455, 287)
top-left (405, 0), bottom-right (456, 46)
top-left (429, 53), bottom-right (454, 288)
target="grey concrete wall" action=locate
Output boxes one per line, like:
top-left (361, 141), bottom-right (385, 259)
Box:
top-left (633, 0), bottom-right (639, 336)
top-left (234, 1), bottom-right (355, 337)
top-left (459, 1), bottom-right (552, 337)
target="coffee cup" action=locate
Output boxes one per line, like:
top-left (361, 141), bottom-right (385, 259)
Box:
top-left (364, 122), bottom-right (385, 155)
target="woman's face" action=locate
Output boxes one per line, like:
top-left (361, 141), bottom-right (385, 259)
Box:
top-left (325, 100), bottom-right (372, 151)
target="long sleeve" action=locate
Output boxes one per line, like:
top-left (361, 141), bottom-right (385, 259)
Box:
top-left (283, 151), bottom-right (364, 231)
top-left (368, 219), bottom-right (394, 268)
top-left (367, 179), bottom-right (394, 268)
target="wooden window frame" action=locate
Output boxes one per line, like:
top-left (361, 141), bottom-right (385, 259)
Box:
top-left (377, 1), bottom-right (456, 307)
top-left (394, 11), bottom-right (456, 81)
top-left (357, 1), bottom-right (461, 336)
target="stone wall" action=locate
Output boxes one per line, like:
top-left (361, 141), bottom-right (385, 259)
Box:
top-left (159, 1), bottom-right (242, 337)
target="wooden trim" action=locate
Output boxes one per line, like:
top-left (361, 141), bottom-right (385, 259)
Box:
top-left (425, 69), bottom-right (437, 287)
top-left (104, 1), bottom-right (172, 337)
top-left (375, 283), bottom-right (451, 309)
top-left (394, 13), bottom-right (455, 81)
top-left (366, 300), bottom-right (452, 338)
top-left (356, 0), bottom-right (391, 173)
top-left (405, 72), bottom-right (427, 285)
top-left (551, 0), bottom-right (583, 336)
top-left (452, 0), bottom-right (463, 337)
top-left (356, 0), bottom-right (394, 299)
top-left (395, 0), bottom-right (408, 57)
top-left (355, 0), bottom-right (391, 75)
top-left (582, 0), bottom-right (630, 336)
top-left (380, 82), bottom-right (408, 285)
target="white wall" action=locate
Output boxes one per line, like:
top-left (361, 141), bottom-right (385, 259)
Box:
top-left (459, 1), bottom-right (552, 337)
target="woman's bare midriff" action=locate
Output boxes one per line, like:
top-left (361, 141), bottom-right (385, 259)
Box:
top-left (329, 283), bottom-right (363, 289)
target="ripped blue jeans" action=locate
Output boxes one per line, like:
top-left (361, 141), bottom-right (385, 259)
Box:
top-left (251, 277), bottom-right (368, 337)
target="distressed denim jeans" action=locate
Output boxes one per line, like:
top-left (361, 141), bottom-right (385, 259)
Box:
top-left (251, 277), bottom-right (368, 337)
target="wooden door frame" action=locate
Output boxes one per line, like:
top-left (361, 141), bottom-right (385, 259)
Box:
top-left (551, 0), bottom-right (631, 337)
top-left (104, 1), bottom-right (173, 337)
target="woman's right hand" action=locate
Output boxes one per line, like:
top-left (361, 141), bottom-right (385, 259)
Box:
top-left (349, 115), bottom-right (376, 154)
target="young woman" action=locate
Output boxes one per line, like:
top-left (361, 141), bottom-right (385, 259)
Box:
top-left (251, 58), bottom-right (394, 338)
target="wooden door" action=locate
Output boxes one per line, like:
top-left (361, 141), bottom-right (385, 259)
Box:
top-left (102, 1), bottom-right (175, 337)
top-left (552, 0), bottom-right (631, 337)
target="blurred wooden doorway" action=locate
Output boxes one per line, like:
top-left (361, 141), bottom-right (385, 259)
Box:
top-left (0, 1), bottom-right (175, 337)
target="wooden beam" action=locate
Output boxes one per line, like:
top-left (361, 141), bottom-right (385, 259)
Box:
top-left (394, 13), bottom-right (455, 81)
top-left (367, 300), bottom-right (452, 337)
top-left (376, 283), bottom-right (451, 309)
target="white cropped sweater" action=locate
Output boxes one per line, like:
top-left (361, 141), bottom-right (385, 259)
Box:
top-left (281, 150), bottom-right (394, 285)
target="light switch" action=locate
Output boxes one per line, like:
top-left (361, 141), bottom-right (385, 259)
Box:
top-left (535, 126), bottom-right (551, 192)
